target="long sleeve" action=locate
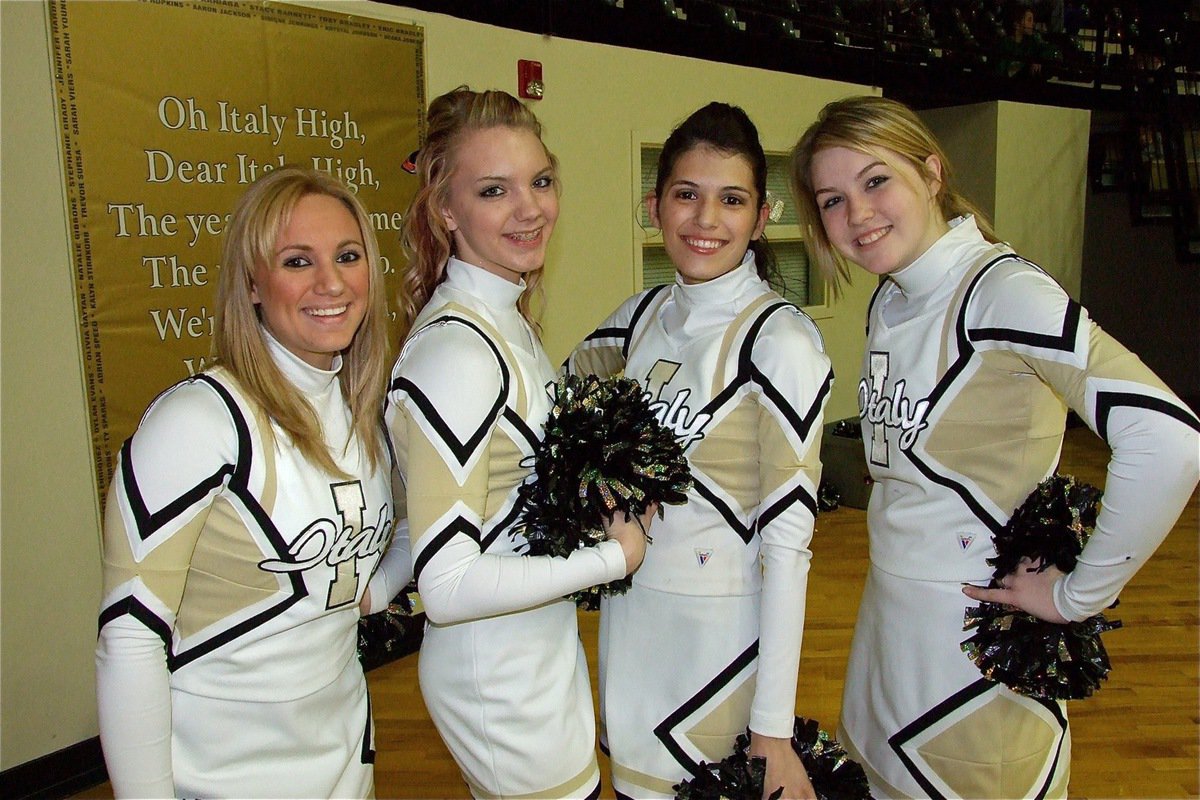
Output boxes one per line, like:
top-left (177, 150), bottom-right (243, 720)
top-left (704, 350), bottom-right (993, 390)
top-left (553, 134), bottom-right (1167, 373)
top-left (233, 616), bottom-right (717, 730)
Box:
top-left (387, 318), bottom-right (626, 626)
top-left (748, 310), bottom-right (834, 737)
top-left (968, 262), bottom-right (1200, 621)
top-left (96, 617), bottom-right (175, 798)
top-left (361, 449), bottom-right (415, 615)
top-left (361, 519), bottom-right (412, 615)
top-left (96, 380), bottom-right (235, 797)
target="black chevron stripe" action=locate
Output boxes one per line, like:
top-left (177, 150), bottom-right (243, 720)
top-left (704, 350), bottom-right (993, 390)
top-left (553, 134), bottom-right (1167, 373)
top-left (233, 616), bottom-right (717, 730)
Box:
top-left (757, 482), bottom-right (818, 529)
top-left (122, 375), bottom-right (244, 542)
top-left (97, 595), bottom-right (172, 644)
top-left (653, 641), bottom-right (759, 777)
top-left (968, 298), bottom-right (1082, 351)
top-left (389, 317), bottom-right (510, 467)
top-left (888, 678), bottom-right (1065, 800)
top-left (753, 364), bottom-right (834, 443)
top-left (413, 516), bottom-right (480, 581)
top-left (691, 478), bottom-right (754, 543)
top-left (502, 406), bottom-right (540, 453)
top-left (1096, 390), bottom-right (1200, 440)
top-left (624, 284), bottom-right (671, 359)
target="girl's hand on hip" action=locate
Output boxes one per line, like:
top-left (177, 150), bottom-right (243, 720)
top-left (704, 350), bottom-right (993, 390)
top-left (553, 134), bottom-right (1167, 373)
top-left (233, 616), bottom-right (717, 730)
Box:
top-left (962, 557), bottom-right (1070, 624)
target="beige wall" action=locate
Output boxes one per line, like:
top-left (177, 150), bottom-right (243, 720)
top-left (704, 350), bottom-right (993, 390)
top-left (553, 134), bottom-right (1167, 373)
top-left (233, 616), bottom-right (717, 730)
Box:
top-left (1, 0), bottom-right (1089, 772)
top-left (921, 100), bottom-right (1090, 298)
top-left (1, 0), bottom-right (106, 769)
top-left (994, 101), bottom-right (1090, 298)
top-left (920, 102), bottom-right (999, 224)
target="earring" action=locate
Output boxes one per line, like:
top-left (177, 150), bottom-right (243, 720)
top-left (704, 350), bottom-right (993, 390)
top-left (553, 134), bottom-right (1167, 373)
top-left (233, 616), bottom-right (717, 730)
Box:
top-left (765, 190), bottom-right (785, 223)
top-left (635, 197), bottom-right (660, 237)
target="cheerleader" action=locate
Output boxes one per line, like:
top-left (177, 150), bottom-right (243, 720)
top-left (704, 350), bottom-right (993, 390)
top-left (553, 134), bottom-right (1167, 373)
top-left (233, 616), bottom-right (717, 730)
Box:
top-left (790, 95), bottom-right (1199, 799)
top-left (569, 102), bottom-right (832, 800)
top-left (385, 87), bottom-right (650, 800)
top-left (96, 167), bottom-right (406, 798)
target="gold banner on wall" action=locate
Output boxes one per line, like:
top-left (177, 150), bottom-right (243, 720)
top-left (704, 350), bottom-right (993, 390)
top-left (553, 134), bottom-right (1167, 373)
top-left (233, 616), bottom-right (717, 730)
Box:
top-left (47, 0), bottom-right (424, 501)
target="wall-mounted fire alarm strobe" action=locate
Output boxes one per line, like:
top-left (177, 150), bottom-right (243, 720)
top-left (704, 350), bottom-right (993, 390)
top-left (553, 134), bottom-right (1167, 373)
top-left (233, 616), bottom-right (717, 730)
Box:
top-left (518, 59), bottom-right (544, 100)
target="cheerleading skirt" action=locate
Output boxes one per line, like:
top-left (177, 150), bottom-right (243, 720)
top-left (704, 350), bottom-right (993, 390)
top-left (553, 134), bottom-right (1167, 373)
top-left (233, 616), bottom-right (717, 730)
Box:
top-left (839, 564), bottom-right (1070, 799)
top-left (600, 584), bottom-right (760, 799)
top-left (419, 598), bottom-right (601, 799)
top-left (172, 651), bottom-right (374, 799)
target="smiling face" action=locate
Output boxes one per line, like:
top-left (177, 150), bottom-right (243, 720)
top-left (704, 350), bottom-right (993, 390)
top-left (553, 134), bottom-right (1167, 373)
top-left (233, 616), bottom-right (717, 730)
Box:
top-left (251, 192), bottom-right (369, 369)
top-left (440, 125), bottom-right (559, 283)
top-left (649, 145), bottom-right (769, 285)
top-left (809, 145), bottom-right (949, 277)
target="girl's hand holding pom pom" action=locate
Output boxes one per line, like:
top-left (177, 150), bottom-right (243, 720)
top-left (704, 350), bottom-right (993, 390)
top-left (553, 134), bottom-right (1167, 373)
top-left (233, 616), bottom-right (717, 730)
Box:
top-left (516, 374), bottom-right (691, 608)
top-left (605, 503), bottom-right (656, 574)
top-left (749, 732), bottom-right (816, 800)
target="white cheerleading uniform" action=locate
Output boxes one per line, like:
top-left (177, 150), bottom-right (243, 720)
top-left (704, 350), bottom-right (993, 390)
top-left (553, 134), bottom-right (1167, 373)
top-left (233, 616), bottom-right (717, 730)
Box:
top-left (96, 331), bottom-right (399, 800)
top-left (841, 216), bottom-right (1200, 799)
top-left (386, 258), bottom-right (628, 800)
top-left (567, 256), bottom-right (833, 798)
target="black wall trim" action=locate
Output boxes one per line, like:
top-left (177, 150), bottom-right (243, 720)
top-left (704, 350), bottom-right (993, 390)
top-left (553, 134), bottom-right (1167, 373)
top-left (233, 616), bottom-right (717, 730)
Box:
top-left (0, 736), bottom-right (106, 800)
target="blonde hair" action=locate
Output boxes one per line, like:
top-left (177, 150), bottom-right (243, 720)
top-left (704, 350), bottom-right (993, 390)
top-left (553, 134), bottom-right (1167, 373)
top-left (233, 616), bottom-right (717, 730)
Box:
top-left (399, 86), bottom-right (558, 341)
top-left (789, 95), bottom-right (998, 296)
top-left (214, 165), bottom-right (389, 477)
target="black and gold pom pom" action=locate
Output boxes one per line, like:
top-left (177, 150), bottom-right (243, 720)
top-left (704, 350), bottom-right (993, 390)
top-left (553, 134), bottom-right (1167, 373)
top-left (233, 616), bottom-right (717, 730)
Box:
top-left (961, 474), bottom-right (1122, 700)
top-left (516, 373), bottom-right (692, 609)
top-left (674, 717), bottom-right (872, 800)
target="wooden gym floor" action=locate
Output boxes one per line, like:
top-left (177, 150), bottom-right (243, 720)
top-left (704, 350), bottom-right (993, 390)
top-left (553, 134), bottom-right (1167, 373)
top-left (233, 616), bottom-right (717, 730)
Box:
top-left (76, 426), bottom-right (1199, 798)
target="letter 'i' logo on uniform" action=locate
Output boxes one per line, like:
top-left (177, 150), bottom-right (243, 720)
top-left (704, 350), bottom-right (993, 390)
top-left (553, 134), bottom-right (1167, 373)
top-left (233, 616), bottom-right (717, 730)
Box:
top-left (644, 360), bottom-right (682, 403)
top-left (862, 352), bottom-right (891, 467)
top-left (695, 549), bottom-right (713, 567)
top-left (327, 481), bottom-right (366, 609)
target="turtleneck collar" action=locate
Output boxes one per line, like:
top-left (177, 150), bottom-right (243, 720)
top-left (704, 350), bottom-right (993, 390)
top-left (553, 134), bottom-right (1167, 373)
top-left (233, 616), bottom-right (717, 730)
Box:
top-left (887, 215), bottom-right (981, 299)
top-left (661, 251), bottom-right (766, 340)
top-left (673, 251), bottom-right (762, 308)
top-left (262, 326), bottom-right (342, 396)
top-left (445, 256), bottom-right (525, 312)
